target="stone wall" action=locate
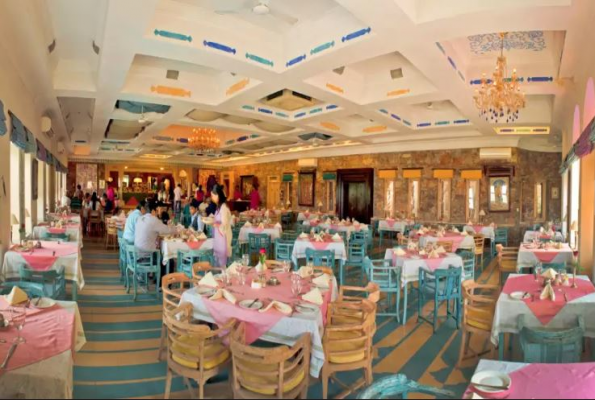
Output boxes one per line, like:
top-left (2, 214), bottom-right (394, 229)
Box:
top-left (222, 148), bottom-right (562, 245)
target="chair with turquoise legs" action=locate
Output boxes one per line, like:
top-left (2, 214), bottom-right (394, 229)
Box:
top-left (328, 229), bottom-right (348, 243)
top-left (305, 248), bottom-right (335, 270)
top-left (19, 265), bottom-right (66, 299)
top-left (177, 249), bottom-right (215, 278)
top-left (0, 282), bottom-right (46, 299)
top-left (281, 231), bottom-right (298, 241)
top-left (41, 232), bottom-right (70, 242)
top-left (494, 227), bottom-right (508, 246)
top-left (459, 250), bottom-right (476, 282)
top-left (518, 314), bottom-right (584, 363)
top-left (363, 257), bottom-right (401, 322)
top-left (418, 266), bottom-right (462, 333)
top-left (125, 245), bottom-right (162, 301)
top-left (379, 227), bottom-right (397, 247)
top-left (118, 237), bottom-right (127, 283)
top-left (248, 233), bottom-right (272, 260)
top-left (344, 239), bottom-right (367, 284)
top-left (357, 374), bottom-right (455, 399)
top-left (274, 239), bottom-right (294, 268)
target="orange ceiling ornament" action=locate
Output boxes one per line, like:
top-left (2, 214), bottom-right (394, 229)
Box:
top-left (150, 85), bottom-right (191, 97)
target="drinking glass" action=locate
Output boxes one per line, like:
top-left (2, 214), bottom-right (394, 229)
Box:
top-left (291, 280), bottom-right (302, 298)
top-left (282, 260), bottom-right (291, 273)
top-left (10, 306), bottom-right (26, 344)
top-left (242, 254), bottom-right (250, 267)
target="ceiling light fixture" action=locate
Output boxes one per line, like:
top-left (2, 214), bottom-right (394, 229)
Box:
top-left (188, 127), bottom-right (221, 154)
top-left (474, 32), bottom-right (525, 123)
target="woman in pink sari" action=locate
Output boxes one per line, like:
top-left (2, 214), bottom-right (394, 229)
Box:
top-left (249, 185), bottom-right (261, 210)
top-left (211, 184), bottom-right (232, 267)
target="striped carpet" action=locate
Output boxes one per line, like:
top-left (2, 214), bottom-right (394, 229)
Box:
top-left (73, 239), bottom-right (498, 399)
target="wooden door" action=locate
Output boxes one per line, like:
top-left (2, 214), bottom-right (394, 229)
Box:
top-left (337, 169), bottom-right (374, 223)
top-left (267, 177), bottom-right (281, 209)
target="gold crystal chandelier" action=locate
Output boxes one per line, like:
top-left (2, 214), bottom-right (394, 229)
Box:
top-left (474, 32), bottom-right (526, 123)
top-left (188, 127), bottom-right (220, 153)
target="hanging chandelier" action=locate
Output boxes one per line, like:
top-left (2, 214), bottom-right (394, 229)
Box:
top-left (474, 32), bottom-right (526, 123)
top-left (188, 127), bottom-right (221, 154)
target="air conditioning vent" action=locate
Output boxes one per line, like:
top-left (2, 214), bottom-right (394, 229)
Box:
top-left (166, 70), bottom-right (179, 80)
top-left (263, 89), bottom-right (317, 111)
top-left (390, 68), bottom-right (403, 80)
top-left (479, 147), bottom-right (512, 160)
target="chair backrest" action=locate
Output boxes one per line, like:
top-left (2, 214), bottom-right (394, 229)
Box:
top-left (274, 239), bottom-right (295, 262)
top-left (305, 248), bottom-right (335, 267)
top-left (473, 235), bottom-right (485, 253)
top-left (297, 225), bottom-right (312, 235)
top-left (165, 303), bottom-right (235, 372)
top-left (356, 374), bottom-right (455, 399)
top-left (192, 261), bottom-right (213, 281)
top-left (248, 233), bottom-right (272, 251)
top-left (339, 282), bottom-right (380, 305)
top-left (532, 224), bottom-right (542, 231)
top-left (230, 322), bottom-right (311, 398)
top-left (436, 241), bottom-right (453, 253)
top-left (351, 231), bottom-right (366, 242)
top-left (458, 250), bottom-right (475, 281)
top-left (462, 298), bottom-right (494, 334)
top-left (232, 227), bottom-right (242, 240)
top-left (312, 266), bottom-right (334, 276)
top-left (519, 315), bottom-right (584, 363)
top-left (363, 257), bottom-right (400, 289)
top-left (162, 273), bottom-right (192, 315)
top-left (495, 227), bottom-right (508, 240)
top-left (420, 267), bottom-right (462, 300)
top-left (125, 245), bottom-right (161, 268)
top-left (281, 231), bottom-right (298, 241)
top-left (496, 245), bottom-right (519, 263)
top-left (348, 239), bottom-right (367, 260)
top-left (19, 265), bottom-right (61, 283)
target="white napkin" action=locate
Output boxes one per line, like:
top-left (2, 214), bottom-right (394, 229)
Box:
top-left (332, 233), bottom-right (342, 241)
top-left (259, 301), bottom-right (292, 315)
top-left (198, 272), bottom-right (219, 288)
top-left (461, 230), bottom-right (469, 236)
top-left (540, 282), bottom-right (556, 301)
top-left (540, 227), bottom-right (545, 233)
top-left (197, 232), bottom-right (207, 240)
top-left (394, 247), bottom-right (407, 256)
top-left (436, 246), bottom-right (447, 254)
top-left (419, 250), bottom-right (427, 256)
top-left (542, 268), bottom-right (558, 280)
top-left (325, 218), bottom-right (332, 225)
top-left (339, 220), bottom-right (346, 226)
top-left (407, 241), bottom-right (418, 251)
top-left (298, 267), bottom-right (313, 278)
top-left (275, 223), bottom-right (282, 229)
top-left (227, 262), bottom-right (241, 274)
top-left (4, 286), bottom-right (28, 306)
top-left (428, 250), bottom-right (440, 259)
top-left (467, 220), bottom-right (473, 225)
top-left (265, 210), bottom-right (270, 218)
top-left (302, 287), bottom-right (324, 305)
top-left (258, 223), bottom-right (265, 229)
top-left (244, 222), bottom-right (252, 227)
top-left (452, 227), bottom-right (460, 233)
top-left (209, 289), bottom-right (237, 304)
top-left (313, 273), bottom-right (332, 289)
top-left (299, 232), bottom-right (309, 239)
top-left (303, 221), bottom-right (310, 226)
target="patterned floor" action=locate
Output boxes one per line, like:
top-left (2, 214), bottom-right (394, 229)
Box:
top-left (73, 239), bottom-right (498, 399)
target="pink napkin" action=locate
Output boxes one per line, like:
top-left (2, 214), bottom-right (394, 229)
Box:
top-left (386, 220), bottom-right (396, 228)
top-left (186, 240), bottom-right (206, 250)
top-left (311, 241), bottom-right (331, 251)
top-left (0, 305), bottom-right (75, 372)
top-left (309, 221), bottom-right (320, 227)
top-left (508, 363), bottom-right (595, 399)
top-left (48, 228), bottom-right (67, 235)
top-left (16, 242), bottom-right (78, 271)
top-left (422, 256), bottom-right (447, 271)
top-left (503, 275), bottom-right (595, 325)
top-left (532, 250), bottom-right (561, 263)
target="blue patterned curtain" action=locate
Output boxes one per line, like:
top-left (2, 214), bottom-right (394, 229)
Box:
top-left (46, 153), bottom-right (54, 167)
top-left (25, 127), bottom-right (37, 154)
top-left (0, 100), bottom-right (6, 136)
top-left (9, 111), bottom-right (27, 150)
top-left (36, 139), bottom-right (47, 162)
top-left (116, 100), bottom-right (170, 114)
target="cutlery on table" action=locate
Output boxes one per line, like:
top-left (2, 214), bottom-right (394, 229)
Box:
top-left (248, 298), bottom-right (260, 308)
top-left (1, 343), bottom-right (18, 369)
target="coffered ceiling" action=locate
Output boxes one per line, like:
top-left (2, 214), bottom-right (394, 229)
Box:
top-left (7, 0), bottom-right (595, 166)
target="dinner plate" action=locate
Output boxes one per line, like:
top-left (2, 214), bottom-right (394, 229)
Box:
top-left (295, 302), bottom-right (319, 315)
top-left (33, 297), bottom-right (57, 309)
top-left (470, 371), bottom-right (512, 399)
top-left (239, 299), bottom-right (263, 310)
top-left (509, 291), bottom-right (530, 301)
top-left (196, 287), bottom-right (217, 297)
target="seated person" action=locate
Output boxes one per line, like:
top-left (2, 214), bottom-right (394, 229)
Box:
top-left (134, 202), bottom-right (175, 252)
top-left (158, 202), bottom-right (170, 225)
top-left (102, 193), bottom-right (114, 214)
top-left (123, 200), bottom-right (146, 244)
top-left (189, 200), bottom-right (204, 232)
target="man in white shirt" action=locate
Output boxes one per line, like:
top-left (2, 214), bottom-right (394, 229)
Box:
top-left (189, 200), bottom-right (204, 232)
top-left (174, 184), bottom-right (183, 215)
top-left (61, 191), bottom-right (72, 208)
top-left (123, 201), bottom-right (146, 244)
top-left (134, 202), bottom-right (175, 252)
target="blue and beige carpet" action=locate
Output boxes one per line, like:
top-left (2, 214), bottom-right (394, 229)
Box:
top-left (73, 239), bottom-right (498, 399)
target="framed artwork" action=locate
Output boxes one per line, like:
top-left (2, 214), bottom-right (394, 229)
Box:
top-left (32, 159), bottom-right (38, 201)
top-left (552, 187), bottom-right (559, 199)
top-left (240, 175), bottom-right (254, 199)
top-left (99, 179), bottom-right (106, 190)
top-left (488, 176), bottom-right (510, 212)
top-left (298, 171), bottom-right (316, 207)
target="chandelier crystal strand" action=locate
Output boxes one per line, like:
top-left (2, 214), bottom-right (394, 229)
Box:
top-left (188, 127), bottom-right (221, 154)
top-left (474, 32), bottom-right (526, 123)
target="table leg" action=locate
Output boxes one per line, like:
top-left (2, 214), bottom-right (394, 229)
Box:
top-left (72, 281), bottom-right (78, 302)
top-left (402, 283), bottom-right (408, 325)
top-left (499, 332), bottom-right (504, 361)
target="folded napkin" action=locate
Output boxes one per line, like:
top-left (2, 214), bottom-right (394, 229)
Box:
top-left (313, 273), bottom-right (332, 289)
top-left (4, 286), bottom-right (28, 306)
top-left (461, 231), bottom-right (469, 236)
top-left (542, 268), bottom-right (558, 280)
top-left (258, 223), bottom-right (265, 229)
top-left (199, 272), bottom-right (219, 288)
top-left (275, 223), bottom-right (282, 229)
top-left (428, 250), bottom-right (440, 259)
top-left (437, 231), bottom-right (444, 238)
top-left (419, 250), bottom-right (427, 256)
top-left (540, 227), bottom-right (545, 233)
top-left (209, 289), bottom-right (237, 304)
top-left (314, 234), bottom-right (324, 242)
top-left (547, 229), bottom-right (555, 237)
top-left (338, 220), bottom-right (346, 226)
top-left (353, 220), bottom-right (360, 225)
top-left (540, 282), bottom-right (556, 301)
top-left (325, 218), bottom-right (332, 225)
top-left (302, 287), bottom-right (324, 305)
top-left (299, 233), bottom-right (309, 239)
top-left (298, 267), bottom-right (314, 278)
top-left (244, 222), bottom-right (252, 227)
top-left (436, 246), bottom-right (447, 254)
top-left (259, 300), bottom-right (292, 315)
top-left (407, 241), bottom-right (418, 251)
top-left (227, 262), bottom-right (241, 274)
top-left (394, 247), bottom-right (407, 256)
top-left (452, 227), bottom-right (460, 233)
top-left (197, 232), bottom-right (207, 240)
top-left (332, 233), bottom-right (342, 241)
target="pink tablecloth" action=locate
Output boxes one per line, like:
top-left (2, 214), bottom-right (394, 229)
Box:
top-left (386, 219), bottom-right (396, 228)
top-left (502, 275), bottom-right (595, 325)
top-left (200, 271), bottom-right (332, 344)
top-left (13, 242), bottom-right (78, 271)
top-left (509, 363), bottom-right (595, 399)
top-left (48, 228), bottom-right (66, 235)
top-left (0, 303), bottom-right (75, 372)
top-left (186, 240), bottom-right (207, 251)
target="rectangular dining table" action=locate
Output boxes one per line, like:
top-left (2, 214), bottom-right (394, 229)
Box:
top-left (491, 274), bottom-right (595, 360)
top-left (238, 226), bottom-right (282, 244)
top-left (523, 230), bottom-right (565, 243)
top-left (467, 359), bottom-right (595, 399)
top-left (291, 238), bottom-right (347, 281)
top-left (33, 223), bottom-right (83, 246)
top-left (378, 219), bottom-right (412, 233)
top-left (160, 238), bottom-right (215, 265)
top-left (516, 242), bottom-right (575, 270)
top-left (0, 300), bottom-right (86, 399)
top-left (464, 224), bottom-right (495, 240)
top-left (180, 271), bottom-right (338, 377)
top-left (1, 241), bottom-right (85, 301)
top-left (417, 232), bottom-right (475, 251)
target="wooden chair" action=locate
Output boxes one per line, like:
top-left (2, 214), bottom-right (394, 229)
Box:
top-left (159, 273), bottom-right (192, 361)
top-left (105, 219), bottom-right (118, 250)
top-left (518, 315), bottom-right (584, 363)
top-left (164, 303), bottom-right (236, 399)
top-left (496, 244), bottom-right (519, 285)
top-left (191, 261), bottom-right (216, 283)
top-left (88, 211), bottom-right (103, 237)
top-left (436, 240), bottom-right (453, 253)
top-left (335, 283), bottom-right (380, 325)
top-left (322, 300), bottom-right (377, 399)
top-left (473, 234), bottom-right (485, 270)
top-left (230, 322), bottom-right (311, 399)
top-left (458, 294), bottom-right (497, 364)
top-left (357, 374), bottom-right (455, 399)
top-left (124, 245), bottom-right (162, 301)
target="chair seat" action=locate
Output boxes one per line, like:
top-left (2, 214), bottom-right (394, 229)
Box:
top-left (240, 359), bottom-right (306, 395)
top-left (171, 335), bottom-right (230, 370)
top-left (466, 307), bottom-right (494, 332)
top-left (328, 330), bottom-right (366, 364)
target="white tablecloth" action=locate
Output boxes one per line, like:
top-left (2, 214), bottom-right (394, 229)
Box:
top-left (47, 214), bottom-right (81, 224)
top-left (1, 247), bottom-right (85, 290)
top-left (523, 230), bottom-right (565, 243)
top-left (464, 225), bottom-right (495, 240)
top-left (378, 219), bottom-right (411, 232)
top-left (297, 212), bottom-right (329, 222)
top-left (291, 239), bottom-right (347, 267)
top-left (418, 234), bottom-right (475, 251)
top-left (491, 274), bottom-right (595, 346)
top-left (309, 223), bottom-right (369, 241)
top-left (517, 243), bottom-right (574, 270)
top-left (384, 249), bottom-right (463, 285)
top-left (180, 281), bottom-right (338, 378)
top-left (238, 227), bottom-right (282, 244)
top-left (471, 359), bottom-right (527, 380)
top-left (0, 300), bottom-right (86, 399)
top-left (161, 239), bottom-right (215, 265)
top-left (33, 226), bottom-right (82, 245)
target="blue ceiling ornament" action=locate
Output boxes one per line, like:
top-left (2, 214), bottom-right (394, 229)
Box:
top-left (203, 40), bottom-right (236, 55)
top-left (246, 53), bottom-right (274, 67)
top-left (468, 31), bottom-right (546, 55)
top-left (286, 54), bottom-right (306, 68)
top-left (154, 29), bottom-right (192, 42)
top-left (342, 27), bottom-right (371, 43)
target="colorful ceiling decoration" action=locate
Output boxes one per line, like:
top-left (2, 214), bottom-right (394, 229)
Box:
top-left (363, 125), bottom-right (387, 133)
top-left (203, 40), bottom-right (236, 55)
top-left (245, 53), bottom-right (274, 67)
top-left (150, 85), bottom-right (191, 97)
top-left (153, 29), bottom-right (192, 42)
top-left (326, 83), bottom-right (344, 94)
top-left (115, 100), bottom-right (170, 114)
top-left (468, 31), bottom-right (546, 55)
top-left (226, 78), bottom-right (250, 96)
top-left (386, 88), bottom-right (410, 97)
top-left (320, 122), bottom-right (340, 131)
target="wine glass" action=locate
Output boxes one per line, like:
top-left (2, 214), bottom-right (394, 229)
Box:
top-left (10, 306), bottom-right (26, 344)
top-left (291, 279), bottom-right (302, 299)
top-left (242, 254), bottom-right (250, 267)
top-left (282, 260), bottom-right (291, 273)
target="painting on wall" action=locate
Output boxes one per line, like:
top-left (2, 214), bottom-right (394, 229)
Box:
top-left (298, 171), bottom-right (316, 207)
top-left (488, 176), bottom-right (511, 212)
top-left (552, 187), bottom-right (559, 199)
top-left (32, 159), bottom-right (38, 201)
top-left (240, 175), bottom-right (254, 199)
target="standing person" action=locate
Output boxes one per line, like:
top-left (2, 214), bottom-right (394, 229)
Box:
top-left (195, 185), bottom-right (205, 203)
top-left (211, 184), bottom-right (232, 267)
top-left (74, 184), bottom-right (83, 200)
top-left (106, 185), bottom-right (115, 203)
top-left (123, 201), bottom-right (146, 244)
top-left (233, 185), bottom-right (243, 201)
top-left (249, 185), bottom-right (261, 210)
top-left (189, 200), bottom-right (204, 232)
top-left (173, 184), bottom-right (183, 215)
top-left (61, 190), bottom-right (72, 208)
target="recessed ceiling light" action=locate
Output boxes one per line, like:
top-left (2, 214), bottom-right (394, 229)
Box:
top-left (124, 166), bottom-right (128, 169)
top-left (160, 167), bottom-right (164, 171)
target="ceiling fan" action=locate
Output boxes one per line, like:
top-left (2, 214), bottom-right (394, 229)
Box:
top-left (214, 0), bottom-right (299, 25)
